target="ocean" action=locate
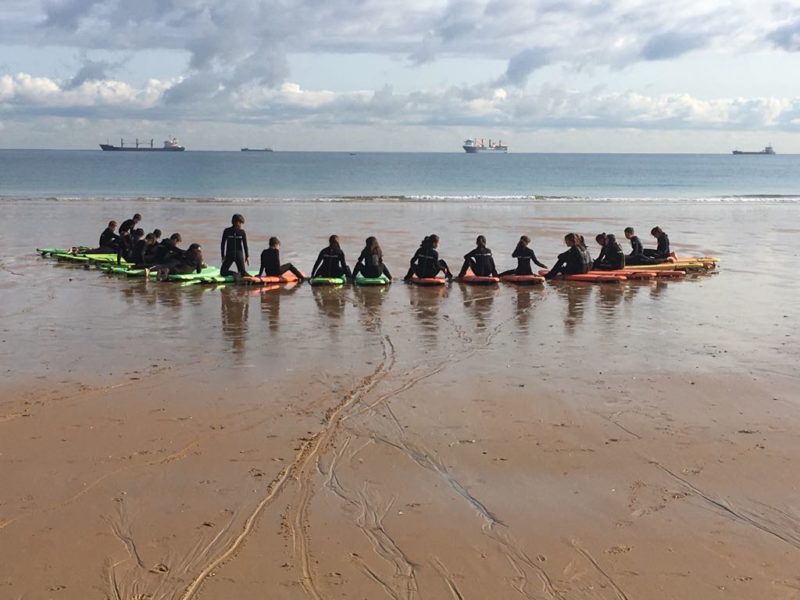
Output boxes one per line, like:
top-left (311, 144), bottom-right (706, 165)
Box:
top-left (1, 150), bottom-right (800, 201)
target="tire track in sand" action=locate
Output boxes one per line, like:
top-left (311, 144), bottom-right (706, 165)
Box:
top-left (177, 334), bottom-right (395, 600)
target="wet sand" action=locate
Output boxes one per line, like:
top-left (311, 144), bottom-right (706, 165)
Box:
top-left (1, 199), bottom-right (799, 599)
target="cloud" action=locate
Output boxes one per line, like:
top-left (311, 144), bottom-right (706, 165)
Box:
top-left (768, 20), bottom-right (800, 51)
top-left (640, 31), bottom-right (704, 61)
top-left (502, 47), bottom-right (550, 87)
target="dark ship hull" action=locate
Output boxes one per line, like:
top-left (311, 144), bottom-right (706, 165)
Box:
top-left (100, 144), bottom-right (185, 152)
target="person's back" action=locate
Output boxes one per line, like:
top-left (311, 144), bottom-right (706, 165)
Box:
top-left (260, 247), bottom-right (281, 276)
top-left (154, 234), bottom-right (182, 264)
top-left (458, 235), bottom-right (498, 278)
top-left (312, 235), bottom-right (350, 279)
top-left (98, 222), bottom-right (120, 252)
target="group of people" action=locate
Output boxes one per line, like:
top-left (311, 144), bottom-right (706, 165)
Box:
top-left (92, 213), bottom-right (673, 282)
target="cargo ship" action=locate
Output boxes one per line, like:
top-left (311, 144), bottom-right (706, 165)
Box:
top-left (463, 138), bottom-right (507, 153)
top-left (732, 145), bottom-right (775, 155)
top-left (241, 147), bottom-right (273, 152)
top-left (99, 137), bottom-right (185, 151)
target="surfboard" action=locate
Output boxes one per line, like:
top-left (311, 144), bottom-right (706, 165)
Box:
top-left (539, 269), bottom-right (626, 282)
top-left (310, 276), bottom-right (346, 286)
top-left (499, 274), bottom-right (545, 285)
top-left (354, 273), bottom-right (391, 286)
top-left (241, 273), bottom-right (301, 285)
top-left (407, 276), bottom-right (447, 286)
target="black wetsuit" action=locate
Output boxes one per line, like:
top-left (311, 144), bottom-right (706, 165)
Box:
top-left (153, 240), bottom-right (183, 264)
top-left (458, 247), bottom-right (497, 277)
top-left (626, 235), bottom-right (659, 265)
top-left (119, 219), bottom-right (137, 236)
top-left (259, 248), bottom-right (303, 278)
top-left (353, 249), bottom-right (392, 279)
top-left (97, 227), bottom-right (120, 252)
top-left (405, 247), bottom-right (450, 279)
top-left (644, 233), bottom-right (670, 259)
top-left (500, 246), bottom-right (546, 276)
top-left (130, 239), bottom-right (149, 265)
top-left (593, 240), bottom-right (625, 270)
top-left (545, 246), bottom-right (592, 279)
top-left (220, 226), bottom-right (249, 276)
top-left (312, 247), bottom-right (351, 278)
top-left (168, 251), bottom-right (204, 275)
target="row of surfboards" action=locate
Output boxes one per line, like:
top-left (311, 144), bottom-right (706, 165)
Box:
top-left (36, 248), bottom-right (719, 286)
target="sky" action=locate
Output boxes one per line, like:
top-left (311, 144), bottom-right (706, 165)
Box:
top-left (1, 0), bottom-right (800, 152)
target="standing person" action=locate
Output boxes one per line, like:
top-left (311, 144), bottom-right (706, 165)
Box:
top-left (499, 235), bottom-right (547, 276)
top-left (311, 235), bottom-right (352, 279)
top-left (220, 213), bottom-right (251, 277)
top-left (592, 233), bottom-right (626, 270)
top-left (403, 234), bottom-right (453, 280)
top-left (96, 221), bottom-right (120, 252)
top-left (457, 235), bottom-right (498, 278)
top-left (624, 227), bottom-right (659, 265)
top-left (544, 233), bottom-right (592, 279)
top-left (644, 226), bottom-right (671, 260)
top-left (259, 237), bottom-right (305, 280)
top-left (352, 236), bottom-right (392, 280)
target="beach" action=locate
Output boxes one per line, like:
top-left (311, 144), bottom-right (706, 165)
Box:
top-left (1, 195), bottom-right (799, 599)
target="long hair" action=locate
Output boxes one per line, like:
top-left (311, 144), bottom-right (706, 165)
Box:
top-left (512, 235), bottom-right (529, 254)
top-left (364, 236), bottom-right (382, 260)
top-left (422, 234), bottom-right (439, 250)
top-left (476, 235), bottom-right (486, 249)
top-left (651, 226), bottom-right (662, 236)
top-left (329, 234), bottom-right (341, 252)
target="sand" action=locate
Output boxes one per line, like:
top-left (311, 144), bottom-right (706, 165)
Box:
top-left (1, 199), bottom-right (799, 599)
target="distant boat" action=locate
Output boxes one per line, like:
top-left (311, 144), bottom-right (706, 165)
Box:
top-left (732, 145), bottom-right (775, 155)
top-left (241, 147), bottom-right (273, 152)
top-left (100, 137), bottom-right (185, 152)
top-left (463, 138), bottom-right (507, 153)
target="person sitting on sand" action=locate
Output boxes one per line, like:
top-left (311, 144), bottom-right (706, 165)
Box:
top-left (593, 233), bottom-right (625, 271)
top-left (259, 237), bottom-right (305, 281)
top-left (403, 234), bottom-right (453, 281)
top-left (153, 233), bottom-right (183, 264)
top-left (644, 226), bottom-right (671, 260)
top-left (544, 233), bottom-right (592, 280)
top-left (311, 235), bottom-right (352, 279)
top-left (130, 233), bottom-right (159, 267)
top-left (623, 227), bottom-right (660, 266)
top-left (352, 236), bottom-right (392, 280)
top-left (220, 213), bottom-right (251, 277)
top-left (151, 243), bottom-right (206, 281)
top-left (96, 220), bottom-right (120, 253)
top-left (499, 235), bottom-right (547, 276)
top-left (118, 228), bottom-right (144, 264)
top-left (457, 235), bottom-right (498, 278)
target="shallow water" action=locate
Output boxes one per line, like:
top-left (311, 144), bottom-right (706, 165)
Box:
top-left (1, 199), bottom-right (797, 385)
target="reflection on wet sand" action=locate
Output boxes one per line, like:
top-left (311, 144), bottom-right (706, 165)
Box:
top-left (551, 281), bottom-right (593, 334)
top-left (353, 285), bottom-right (388, 333)
top-left (258, 284), bottom-right (300, 332)
top-left (511, 285), bottom-right (545, 332)
top-left (312, 285), bottom-right (347, 322)
top-left (220, 287), bottom-right (250, 356)
top-left (116, 277), bottom-right (209, 309)
top-left (458, 283), bottom-right (497, 330)
top-left (407, 284), bottom-right (448, 350)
